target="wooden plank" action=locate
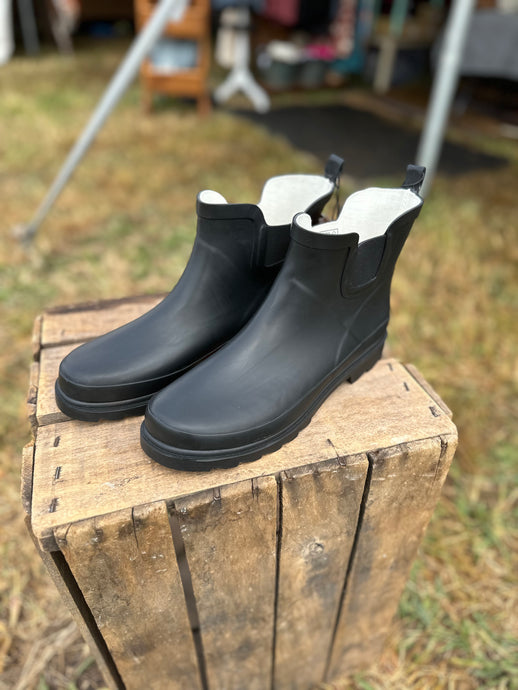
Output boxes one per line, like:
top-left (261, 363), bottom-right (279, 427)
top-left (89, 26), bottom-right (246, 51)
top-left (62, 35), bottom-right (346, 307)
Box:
top-left (173, 476), bottom-right (278, 690)
top-left (40, 295), bottom-right (162, 348)
top-left (404, 363), bottom-right (453, 418)
top-left (27, 360), bottom-right (40, 434)
top-left (21, 443), bottom-right (35, 516)
top-left (30, 359), bottom-right (457, 550)
top-left (327, 433), bottom-right (458, 680)
top-left (274, 455), bottom-right (368, 689)
top-left (37, 343), bottom-right (76, 427)
top-left (24, 516), bottom-right (123, 690)
top-left (32, 313), bottom-right (42, 360)
top-left (55, 501), bottom-right (202, 690)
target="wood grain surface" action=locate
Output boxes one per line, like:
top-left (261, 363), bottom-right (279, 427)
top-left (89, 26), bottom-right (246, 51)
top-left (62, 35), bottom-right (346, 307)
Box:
top-left (326, 434), bottom-right (457, 680)
top-left (173, 477), bottom-right (278, 690)
top-left (24, 516), bottom-right (123, 690)
top-left (37, 343), bottom-right (75, 427)
top-left (55, 502), bottom-right (202, 690)
top-left (30, 355), bottom-right (457, 551)
top-left (274, 455), bottom-right (368, 689)
top-left (23, 298), bottom-right (458, 689)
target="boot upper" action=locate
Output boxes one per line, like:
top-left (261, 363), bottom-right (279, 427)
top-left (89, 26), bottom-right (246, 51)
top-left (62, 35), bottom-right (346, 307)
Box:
top-left (57, 168), bottom-right (339, 408)
top-left (144, 180), bottom-right (424, 453)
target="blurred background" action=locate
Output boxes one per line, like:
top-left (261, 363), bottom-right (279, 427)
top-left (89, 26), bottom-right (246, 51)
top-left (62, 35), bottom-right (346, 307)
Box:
top-left (0, 0), bottom-right (517, 688)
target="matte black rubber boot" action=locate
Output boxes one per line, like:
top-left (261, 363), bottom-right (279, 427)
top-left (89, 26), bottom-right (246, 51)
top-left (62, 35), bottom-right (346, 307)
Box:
top-left (141, 165), bottom-right (426, 470)
top-left (55, 156), bottom-right (343, 421)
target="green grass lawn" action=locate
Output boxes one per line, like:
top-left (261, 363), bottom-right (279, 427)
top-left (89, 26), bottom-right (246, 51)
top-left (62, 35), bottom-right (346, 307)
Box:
top-left (0, 40), bottom-right (517, 689)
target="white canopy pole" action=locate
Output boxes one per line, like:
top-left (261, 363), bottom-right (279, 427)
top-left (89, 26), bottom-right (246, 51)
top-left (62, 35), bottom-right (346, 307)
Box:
top-left (417, 0), bottom-right (475, 197)
top-left (15, 0), bottom-right (188, 243)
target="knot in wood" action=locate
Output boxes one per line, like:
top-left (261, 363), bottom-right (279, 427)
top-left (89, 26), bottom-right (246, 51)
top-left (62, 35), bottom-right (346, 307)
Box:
top-left (307, 542), bottom-right (325, 557)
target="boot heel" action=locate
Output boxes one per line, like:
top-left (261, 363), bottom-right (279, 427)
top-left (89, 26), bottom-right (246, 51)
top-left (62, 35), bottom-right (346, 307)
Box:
top-left (347, 340), bottom-right (385, 384)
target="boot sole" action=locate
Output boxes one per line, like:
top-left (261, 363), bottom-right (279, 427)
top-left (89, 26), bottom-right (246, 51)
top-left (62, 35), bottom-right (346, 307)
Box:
top-left (140, 337), bottom-right (385, 471)
top-left (55, 382), bottom-right (151, 422)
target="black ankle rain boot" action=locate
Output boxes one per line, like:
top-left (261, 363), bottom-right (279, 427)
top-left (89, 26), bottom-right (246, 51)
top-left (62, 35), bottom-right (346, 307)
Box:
top-left (140, 165), bottom-right (425, 470)
top-left (55, 156), bottom-right (343, 421)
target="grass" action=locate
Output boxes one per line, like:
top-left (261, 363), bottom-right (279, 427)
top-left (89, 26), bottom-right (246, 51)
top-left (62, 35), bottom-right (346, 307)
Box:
top-left (1, 39), bottom-right (517, 689)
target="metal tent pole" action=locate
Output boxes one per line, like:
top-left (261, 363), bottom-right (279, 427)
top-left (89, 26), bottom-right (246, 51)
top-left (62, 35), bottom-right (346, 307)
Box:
top-left (14, 0), bottom-right (187, 243)
top-left (416, 0), bottom-right (475, 197)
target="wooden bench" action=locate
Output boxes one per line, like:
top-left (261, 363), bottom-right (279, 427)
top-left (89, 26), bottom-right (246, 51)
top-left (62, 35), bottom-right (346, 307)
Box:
top-left (22, 296), bottom-right (457, 690)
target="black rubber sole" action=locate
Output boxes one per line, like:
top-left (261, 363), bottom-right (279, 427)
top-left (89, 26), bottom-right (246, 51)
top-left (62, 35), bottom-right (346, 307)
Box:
top-left (140, 338), bottom-right (385, 471)
top-left (55, 382), bottom-right (151, 422)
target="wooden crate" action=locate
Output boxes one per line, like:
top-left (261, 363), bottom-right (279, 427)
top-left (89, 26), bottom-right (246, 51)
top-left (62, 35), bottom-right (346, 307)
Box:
top-left (134, 0), bottom-right (212, 115)
top-left (22, 296), bottom-right (457, 690)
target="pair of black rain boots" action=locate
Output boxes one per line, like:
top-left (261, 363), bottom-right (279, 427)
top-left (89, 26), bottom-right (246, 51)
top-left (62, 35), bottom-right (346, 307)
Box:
top-left (56, 158), bottom-right (425, 471)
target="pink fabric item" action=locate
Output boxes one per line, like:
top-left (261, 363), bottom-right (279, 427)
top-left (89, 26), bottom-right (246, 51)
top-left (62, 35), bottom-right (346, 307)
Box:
top-left (305, 43), bottom-right (336, 61)
top-left (262, 0), bottom-right (300, 27)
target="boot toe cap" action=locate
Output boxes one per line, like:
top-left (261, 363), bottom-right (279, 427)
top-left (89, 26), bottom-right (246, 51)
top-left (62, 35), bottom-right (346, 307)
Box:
top-left (144, 395), bottom-right (250, 453)
top-left (142, 374), bottom-right (291, 456)
top-left (57, 337), bottom-right (176, 406)
top-left (58, 342), bottom-right (139, 404)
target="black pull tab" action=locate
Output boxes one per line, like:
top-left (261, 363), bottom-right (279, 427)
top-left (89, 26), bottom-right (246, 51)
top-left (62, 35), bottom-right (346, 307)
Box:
top-left (402, 164), bottom-right (426, 194)
top-left (325, 154), bottom-right (344, 183)
top-left (325, 154), bottom-right (344, 220)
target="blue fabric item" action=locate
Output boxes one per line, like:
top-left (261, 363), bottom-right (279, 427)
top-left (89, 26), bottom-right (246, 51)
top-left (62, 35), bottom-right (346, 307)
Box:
top-left (150, 38), bottom-right (198, 72)
top-left (331, 46), bottom-right (364, 75)
top-left (331, 0), bottom-right (373, 75)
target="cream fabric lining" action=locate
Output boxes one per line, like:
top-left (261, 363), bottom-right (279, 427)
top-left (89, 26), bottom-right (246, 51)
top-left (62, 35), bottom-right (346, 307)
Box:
top-left (199, 190), bottom-right (228, 205)
top-left (258, 175), bottom-right (334, 226)
top-left (298, 188), bottom-right (421, 243)
top-left (199, 173), bottom-right (335, 226)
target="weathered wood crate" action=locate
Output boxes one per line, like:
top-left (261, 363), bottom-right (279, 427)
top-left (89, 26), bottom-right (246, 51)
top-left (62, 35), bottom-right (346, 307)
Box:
top-left (22, 296), bottom-right (457, 690)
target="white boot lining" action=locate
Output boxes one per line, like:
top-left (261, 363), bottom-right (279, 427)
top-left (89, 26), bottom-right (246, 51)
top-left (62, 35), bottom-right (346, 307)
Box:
top-left (199, 190), bottom-right (228, 205)
top-left (258, 175), bottom-right (334, 226)
top-left (299, 188), bottom-right (421, 243)
top-left (199, 174), bottom-right (335, 226)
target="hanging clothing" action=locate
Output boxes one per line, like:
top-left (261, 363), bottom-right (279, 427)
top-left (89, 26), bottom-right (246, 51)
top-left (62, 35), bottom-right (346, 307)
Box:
top-left (329, 0), bottom-right (358, 57)
top-left (330, 0), bottom-right (374, 75)
top-left (261, 0), bottom-right (300, 27)
top-left (297, 0), bottom-right (334, 32)
top-left (215, 6), bottom-right (251, 68)
top-left (261, 0), bottom-right (334, 31)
